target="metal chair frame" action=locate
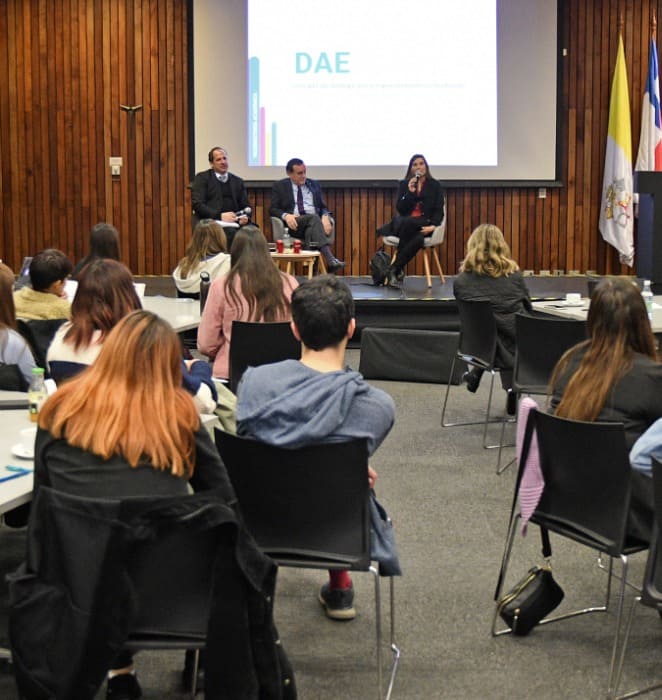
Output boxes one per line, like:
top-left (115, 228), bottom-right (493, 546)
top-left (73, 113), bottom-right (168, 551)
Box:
top-left (441, 299), bottom-right (507, 450)
top-left (215, 430), bottom-right (400, 700)
top-left (492, 410), bottom-right (648, 698)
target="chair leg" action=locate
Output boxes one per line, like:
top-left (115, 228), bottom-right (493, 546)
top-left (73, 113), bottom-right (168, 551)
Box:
top-left (190, 649), bottom-right (200, 700)
top-left (441, 358), bottom-right (505, 431)
top-left (431, 247), bottom-right (445, 284)
top-left (422, 249), bottom-right (432, 287)
top-left (370, 566), bottom-right (400, 700)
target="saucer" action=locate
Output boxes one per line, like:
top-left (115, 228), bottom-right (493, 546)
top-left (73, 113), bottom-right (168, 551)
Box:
top-left (11, 444), bottom-right (34, 460)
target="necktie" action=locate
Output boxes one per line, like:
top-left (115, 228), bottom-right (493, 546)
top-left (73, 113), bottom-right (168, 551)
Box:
top-left (296, 186), bottom-right (305, 215)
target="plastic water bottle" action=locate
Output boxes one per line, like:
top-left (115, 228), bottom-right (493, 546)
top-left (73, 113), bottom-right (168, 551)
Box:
top-left (28, 367), bottom-right (47, 423)
top-left (282, 229), bottom-right (292, 251)
top-left (642, 279), bottom-right (654, 322)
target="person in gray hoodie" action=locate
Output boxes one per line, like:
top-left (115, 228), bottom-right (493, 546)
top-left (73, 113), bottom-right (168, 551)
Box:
top-left (236, 275), bottom-right (395, 620)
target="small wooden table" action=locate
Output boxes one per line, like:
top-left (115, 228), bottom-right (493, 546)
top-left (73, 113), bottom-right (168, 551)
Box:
top-left (271, 250), bottom-right (322, 279)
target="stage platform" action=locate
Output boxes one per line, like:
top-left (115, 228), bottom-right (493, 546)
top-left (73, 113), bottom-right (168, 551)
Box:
top-left (344, 274), bottom-right (596, 343)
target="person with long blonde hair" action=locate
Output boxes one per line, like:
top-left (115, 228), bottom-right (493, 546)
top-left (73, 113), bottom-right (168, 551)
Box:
top-left (172, 219), bottom-right (230, 297)
top-left (35, 310), bottom-right (235, 699)
top-left (197, 229), bottom-right (298, 379)
top-left (0, 262), bottom-right (36, 389)
top-left (549, 277), bottom-right (662, 541)
top-left (454, 223), bottom-right (532, 408)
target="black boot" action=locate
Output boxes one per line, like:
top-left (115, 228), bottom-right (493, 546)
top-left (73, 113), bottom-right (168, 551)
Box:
top-left (387, 266), bottom-right (402, 288)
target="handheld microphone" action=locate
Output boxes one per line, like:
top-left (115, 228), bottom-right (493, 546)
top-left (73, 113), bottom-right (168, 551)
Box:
top-left (235, 206), bottom-right (251, 219)
top-left (414, 170), bottom-right (422, 180)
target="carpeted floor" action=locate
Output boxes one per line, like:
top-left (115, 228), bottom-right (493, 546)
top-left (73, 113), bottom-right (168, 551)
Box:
top-left (0, 349), bottom-right (659, 699)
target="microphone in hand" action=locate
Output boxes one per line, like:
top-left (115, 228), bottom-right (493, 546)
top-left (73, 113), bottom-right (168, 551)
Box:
top-left (415, 170), bottom-right (423, 180)
top-left (235, 206), bottom-right (251, 222)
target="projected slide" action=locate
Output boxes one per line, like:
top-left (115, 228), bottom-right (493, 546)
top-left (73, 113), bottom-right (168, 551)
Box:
top-left (247, 0), bottom-right (496, 168)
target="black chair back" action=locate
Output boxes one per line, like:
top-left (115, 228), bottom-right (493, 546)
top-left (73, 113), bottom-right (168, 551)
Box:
top-left (215, 429), bottom-right (370, 569)
top-left (455, 299), bottom-right (497, 369)
top-left (532, 410), bottom-right (635, 553)
top-left (228, 321), bottom-right (301, 393)
top-left (513, 314), bottom-right (586, 394)
top-left (16, 318), bottom-right (67, 374)
top-left (641, 458), bottom-right (662, 608)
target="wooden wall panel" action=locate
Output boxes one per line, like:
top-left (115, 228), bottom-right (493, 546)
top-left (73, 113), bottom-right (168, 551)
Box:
top-left (2, 0), bottom-right (662, 277)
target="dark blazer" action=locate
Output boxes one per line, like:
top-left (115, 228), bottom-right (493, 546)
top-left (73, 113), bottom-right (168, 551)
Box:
top-left (191, 170), bottom-right (251, 221)
top-left (269, 178), bottom-right (330, 220)
top-left (395, 177), bottom-right (445, 226)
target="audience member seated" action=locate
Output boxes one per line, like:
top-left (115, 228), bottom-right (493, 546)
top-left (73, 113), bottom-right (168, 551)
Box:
top-left (197, 230), bottom-right (298, 380)
top-left (269, 157), bottom-right (345, 273)
top-left (72, 222), bottom-right (122, 279)
top-left (0, 262), bottom-right (36, 389)
top-left (172, 219), bottom-right (231, 298)
top-left (550, 277), bottom-right (662, 541)
top-left (14, 248), bottom-right (73, 320)
top-left (47, 259), bottom-right (217, 412)
top-left (35, 310), bottom-right (236, 700)
top-left (236, 275), bottom-right (395, 620)
top-left (453, 223), bottom-right (533, 414)
top-left (377, 153), bottom-right (445, 287)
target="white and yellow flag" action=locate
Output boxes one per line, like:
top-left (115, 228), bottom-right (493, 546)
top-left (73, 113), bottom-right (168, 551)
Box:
top-left (599, 35), bottom-right (634, 267)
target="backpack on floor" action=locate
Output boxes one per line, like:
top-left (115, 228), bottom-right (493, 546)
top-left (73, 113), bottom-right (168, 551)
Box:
top-left (370, 250), bottom-right (391, 286)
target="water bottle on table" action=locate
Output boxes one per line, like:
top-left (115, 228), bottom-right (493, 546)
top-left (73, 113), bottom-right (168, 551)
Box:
top-left (28, 367), bottom-right (47, 422)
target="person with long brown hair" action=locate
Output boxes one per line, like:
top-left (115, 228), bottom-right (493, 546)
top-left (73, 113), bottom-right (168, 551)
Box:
top-left (197, 229), bottom-right (298, 379)
top-left (454, 223), bottom-right (532, 410)
top-left (550, 277), bottom-right (662, 541)
top-left (172, 219), bottom-right (230, 297)
top-left (72, 222), bottom-right (122, 279)
top-left (377, 154), bottom-right (445, 287)
top-left (47, 259), bottom-right (141, 382)
top-left (35, 310), bottom-right (236, 700)
top-left (0, 262), bottom-right (36, 389)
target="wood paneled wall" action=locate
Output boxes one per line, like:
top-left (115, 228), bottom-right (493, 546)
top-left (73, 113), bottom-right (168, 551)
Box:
top-left (1, 0), bottom-right (662, 276)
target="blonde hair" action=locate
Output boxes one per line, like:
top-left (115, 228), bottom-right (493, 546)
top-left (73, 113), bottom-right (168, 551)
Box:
top-left (460, 224), bottom-right (519, 278)
top-left (178, 220), bottom-right (227, 278)
top-left (39, 310), bottom-right (200, 477)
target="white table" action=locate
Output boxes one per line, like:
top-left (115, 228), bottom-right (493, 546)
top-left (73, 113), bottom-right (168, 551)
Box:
top-left (142, 295), bottom-right (201, 332)
top-left (271, 250), bottom-right (322, 279)
top-left (0, 410), bottom-right (34, 515)
top-left (0, 390), bottom-right (29, 410)
top-left (533, 295), bottom-right (662, 333)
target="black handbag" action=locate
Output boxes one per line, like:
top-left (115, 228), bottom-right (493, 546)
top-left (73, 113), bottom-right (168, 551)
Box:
top-left (370, 250), bottom-right (391, 286)
top-left (496, 562), bottom-right (564, 635)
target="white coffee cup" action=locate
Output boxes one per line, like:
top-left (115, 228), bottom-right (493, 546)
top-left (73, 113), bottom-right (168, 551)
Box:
top-left (20, 427), bottom-right (37, 454)
top-left (565, 292), bottom-right (581, 305)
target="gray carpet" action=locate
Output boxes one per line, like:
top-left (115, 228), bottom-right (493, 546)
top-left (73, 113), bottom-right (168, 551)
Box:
top-left (0, 349), bottom-right (659, 699)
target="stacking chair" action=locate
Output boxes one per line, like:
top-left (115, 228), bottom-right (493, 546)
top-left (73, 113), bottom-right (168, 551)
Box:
top-left (492, 410), bottom-right (649, 697)
top-left (441, 299), bottom-right (505, 449)
top-left (215, 430), bottom-right (400, 700)
top-left (382, 196), bottom-right (446, 287)
top-left (16, 318), bottom-right (67, 376)
top-left (609, 458), bottom-right (662, 699)
top-left (228, 320), bottom-right (301, 393)
top-left (496, 314), bottom-right (586, 473)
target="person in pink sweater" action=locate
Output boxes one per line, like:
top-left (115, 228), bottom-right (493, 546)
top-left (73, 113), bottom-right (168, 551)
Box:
top-left (197, 229), bottom-right (298, 380)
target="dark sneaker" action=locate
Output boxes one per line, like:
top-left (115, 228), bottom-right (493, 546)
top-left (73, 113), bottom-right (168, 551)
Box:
top-left (106, 673), bottom-right (142, 700)
top-left (318, 582), bottom-right (356, 620)
top-left (387, 268), bottom-right (402, 289)
top-left (462, 370), bottom-right (481, 393)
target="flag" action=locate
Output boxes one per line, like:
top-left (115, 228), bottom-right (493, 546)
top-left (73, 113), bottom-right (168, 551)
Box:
top-left (599, 35), bottom-right (634, 267)
top-left (635, 37), bottom-right (662, 173)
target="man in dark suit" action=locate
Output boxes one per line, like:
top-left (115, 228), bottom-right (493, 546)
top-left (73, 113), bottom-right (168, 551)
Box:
top-left (270, 158), bottom-right (345, 272)
top-left (191, 147), bottom-right (256, 248)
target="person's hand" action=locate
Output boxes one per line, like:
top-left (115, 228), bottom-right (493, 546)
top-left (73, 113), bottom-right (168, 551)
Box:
top-left (238, 215), bottom-right (249, 226)
top-left (408, 176), bottom-right (418, 193)
top-left (322, 214), bottom-right (333, 235)
top-left (221, 211), bottom-right (238, 223)
top-left (284, 213), bottom-right (299, 231)
top-left (420, 225), bottom-right (435, 235)
top-left (368, 466), bottom-right (378, 489)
